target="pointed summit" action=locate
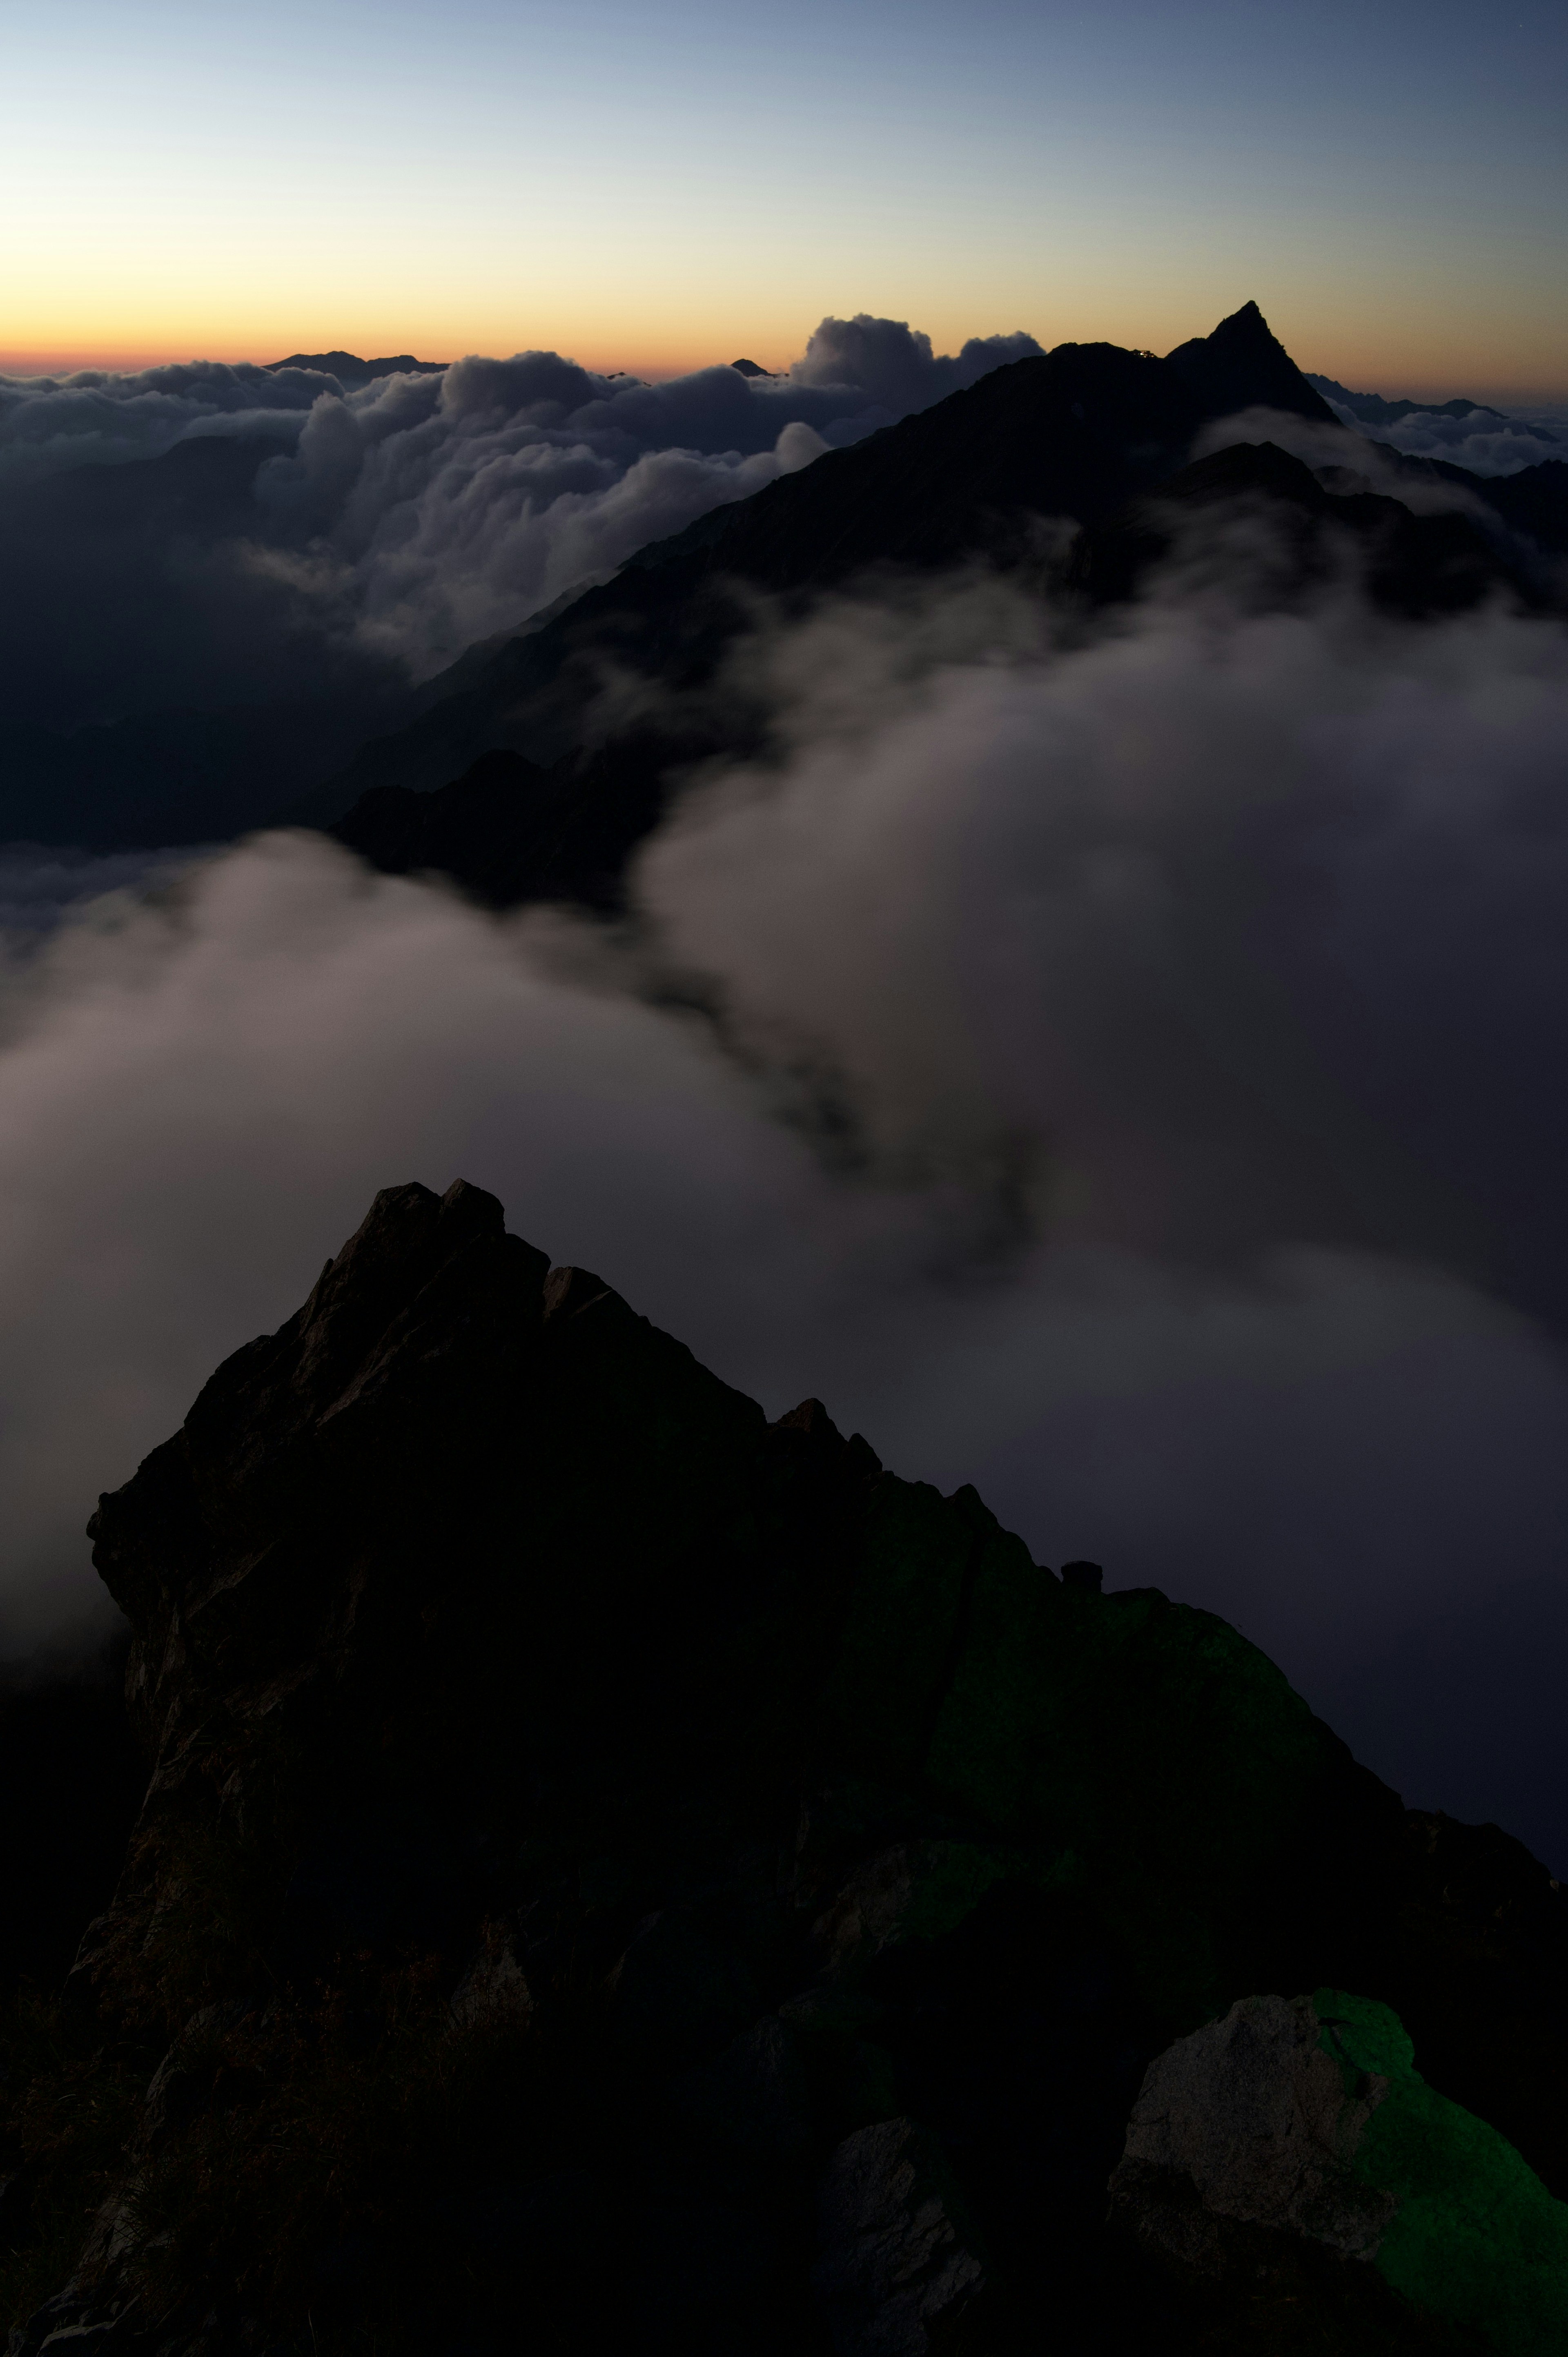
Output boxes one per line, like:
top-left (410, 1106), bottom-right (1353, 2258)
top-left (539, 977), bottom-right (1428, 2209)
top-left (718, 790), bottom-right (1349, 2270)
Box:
top-left (1164, 300), bottom-right (1339, 425)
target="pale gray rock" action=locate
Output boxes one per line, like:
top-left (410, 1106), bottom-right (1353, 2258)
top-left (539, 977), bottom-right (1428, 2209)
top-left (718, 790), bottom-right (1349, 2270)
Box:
top-left (1108, 1991), bottom-right (1398, 2272)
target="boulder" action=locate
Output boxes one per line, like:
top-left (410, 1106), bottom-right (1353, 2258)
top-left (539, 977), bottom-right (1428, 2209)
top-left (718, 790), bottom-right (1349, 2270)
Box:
top-left (1109, 1991), bottom-right (1397, 2266)
top-left (1111, 1989), bottom-right (1568, 2355)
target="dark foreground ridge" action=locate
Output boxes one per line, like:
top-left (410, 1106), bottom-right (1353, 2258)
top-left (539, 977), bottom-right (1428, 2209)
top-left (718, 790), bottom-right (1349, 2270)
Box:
top-left (4, 1181), bottom-right (1568, 2354)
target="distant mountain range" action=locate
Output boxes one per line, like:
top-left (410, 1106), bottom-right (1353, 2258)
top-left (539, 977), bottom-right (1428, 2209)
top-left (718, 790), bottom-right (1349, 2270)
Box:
top-left (1305, 372), bottom-right (1509, 427)
top-left (265, 350), bottom-right (448, 387)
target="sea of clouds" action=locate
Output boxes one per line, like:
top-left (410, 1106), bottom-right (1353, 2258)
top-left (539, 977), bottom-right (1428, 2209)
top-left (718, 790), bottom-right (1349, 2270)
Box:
top-left (2, 553), bottom-right (1566, 1863)
top-left (2, 316), bottom-right (1557, 750)
top-left (1322, 394), bottom-right (1568, 477)
top-left (0, 317), bottom-right (1040, 720)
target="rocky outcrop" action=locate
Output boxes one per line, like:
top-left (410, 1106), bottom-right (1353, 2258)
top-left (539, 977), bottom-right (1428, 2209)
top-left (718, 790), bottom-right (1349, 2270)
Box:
top-left (813, 2118), bottom-right (986, 2355)
top-left (1112, 1990), bottom-right (1568, 2356)
top-left (5, 1179), bottom-right (1568, 2356)
top-left (1110, 1992), bottom-right (1398, 2266)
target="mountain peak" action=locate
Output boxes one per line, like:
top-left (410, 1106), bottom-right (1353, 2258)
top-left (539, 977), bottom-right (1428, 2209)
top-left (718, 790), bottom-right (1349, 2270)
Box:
top-left (28, 1178), bottom-right (1568, 2357)
top-left (1165, 301), bottom-right (1339, 425)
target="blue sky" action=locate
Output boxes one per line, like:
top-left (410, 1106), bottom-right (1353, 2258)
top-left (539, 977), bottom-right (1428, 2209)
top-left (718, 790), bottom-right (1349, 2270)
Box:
top-left (4, 0), bottom-right (1565, 392)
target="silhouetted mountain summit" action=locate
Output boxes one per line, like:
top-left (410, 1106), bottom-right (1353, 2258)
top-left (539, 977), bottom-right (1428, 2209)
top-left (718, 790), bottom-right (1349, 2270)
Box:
top-left (5, 1178), bottom-right (1566, 2354)
top-left (1165, 299), bottom-right (1339, 424)
top-left (8, 301), bottom-right (1555, 861)
top-left (317, 304), bottom-right (1532, 912)
top-left (266, 350), bottom-right (448, 387)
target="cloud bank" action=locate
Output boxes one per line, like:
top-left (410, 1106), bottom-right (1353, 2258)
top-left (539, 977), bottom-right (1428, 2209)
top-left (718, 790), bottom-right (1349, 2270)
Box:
top-left (1321, 394), bottom-right (1568, 477)
top-left (1, 562), bottom-right (1566, 1860)
top-left (0, 318), bottom-right (1041, 727)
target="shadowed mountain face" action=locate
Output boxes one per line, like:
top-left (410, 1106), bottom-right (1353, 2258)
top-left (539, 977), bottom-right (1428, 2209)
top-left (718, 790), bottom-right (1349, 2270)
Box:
top-left (332, 424), bottom-right (1521, 915)
top-left (316, 301), bottom-right (1557, 916)
top-left (1476, 458), bottom-right (1568, 553)
top-left (6, 302), bottom-right (1557, 860)
top-left (4, 1180), bottom-right (1565, 2355)
top-left (1068, 439), bottom-right (1516, 616)
top-left (328, 391), bottom-right (1530, 915)
top-left (1165, 300), bottom-right (1341, 425)
top-left (310, 302), bottom-right (1332, 832)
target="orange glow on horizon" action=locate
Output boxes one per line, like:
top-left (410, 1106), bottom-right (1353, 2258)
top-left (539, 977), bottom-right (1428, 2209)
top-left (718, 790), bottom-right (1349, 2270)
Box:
top-left (0, 325), bottom-right (802, 387)
top-left (3, 301), bottom-right (1564, 408)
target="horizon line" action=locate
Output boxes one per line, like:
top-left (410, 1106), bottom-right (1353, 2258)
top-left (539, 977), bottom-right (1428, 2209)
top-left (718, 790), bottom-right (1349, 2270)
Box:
top-left (3, 339), bottom-right (1565, 413)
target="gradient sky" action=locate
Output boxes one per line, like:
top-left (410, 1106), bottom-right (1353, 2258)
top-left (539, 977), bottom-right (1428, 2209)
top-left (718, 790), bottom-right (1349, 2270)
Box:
top-left (3, 0), bottom-right (1566, 397)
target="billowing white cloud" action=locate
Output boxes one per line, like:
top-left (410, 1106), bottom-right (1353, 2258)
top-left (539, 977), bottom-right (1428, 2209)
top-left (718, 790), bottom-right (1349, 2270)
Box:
top-left (0, 317), bottom-right (1042, 723)
top-left (0, 359), bottom-right (347, 483)
top-left (789, 315), bottom-right (1042, 417)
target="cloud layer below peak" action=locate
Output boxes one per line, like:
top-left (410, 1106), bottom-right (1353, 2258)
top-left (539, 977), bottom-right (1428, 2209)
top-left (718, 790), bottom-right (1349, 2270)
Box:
top-left (0, 316), bottom-right (1041, 726)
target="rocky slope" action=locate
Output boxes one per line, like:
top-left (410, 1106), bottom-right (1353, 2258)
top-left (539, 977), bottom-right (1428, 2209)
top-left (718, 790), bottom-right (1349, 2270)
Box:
top-left (4, 1180), bottom-right (1566, 2354)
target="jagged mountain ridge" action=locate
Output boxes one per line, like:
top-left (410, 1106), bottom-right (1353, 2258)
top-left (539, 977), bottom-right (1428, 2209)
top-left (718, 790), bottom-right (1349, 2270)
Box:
top-left (301, 300), bottom-right (1347, 830)
top-left (4, 1178), bottom-right (1566, 2355)
top-left (6, 302), bottom-right (1559, 857)
top-left (318, 300), bottom-right (1537, 912)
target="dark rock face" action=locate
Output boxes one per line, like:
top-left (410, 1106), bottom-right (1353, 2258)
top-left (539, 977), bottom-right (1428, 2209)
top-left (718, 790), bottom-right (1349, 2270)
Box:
top-left (1479, 457), bottom-right (1568, 557)
top-left (6, 1179), bottom-right (1568, 2355)
top-left (329, 747), bottom-right (570, 908)
top-left (0, 1651), bottom-right (141, 1990)
top-left (813, 2116), bottom-right (986, 2355)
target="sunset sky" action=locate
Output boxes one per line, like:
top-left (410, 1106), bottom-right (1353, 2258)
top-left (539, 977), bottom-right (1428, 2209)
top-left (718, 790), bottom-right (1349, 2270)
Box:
top-left (5, 0), bottom-right (1567, 396)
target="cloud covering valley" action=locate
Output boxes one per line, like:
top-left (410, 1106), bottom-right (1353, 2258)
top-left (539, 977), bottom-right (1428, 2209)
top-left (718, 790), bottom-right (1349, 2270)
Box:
top-left (0, 318), bottom-right (1042, 729)
top-left (1, 560), bottom-right (1566, 1862)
